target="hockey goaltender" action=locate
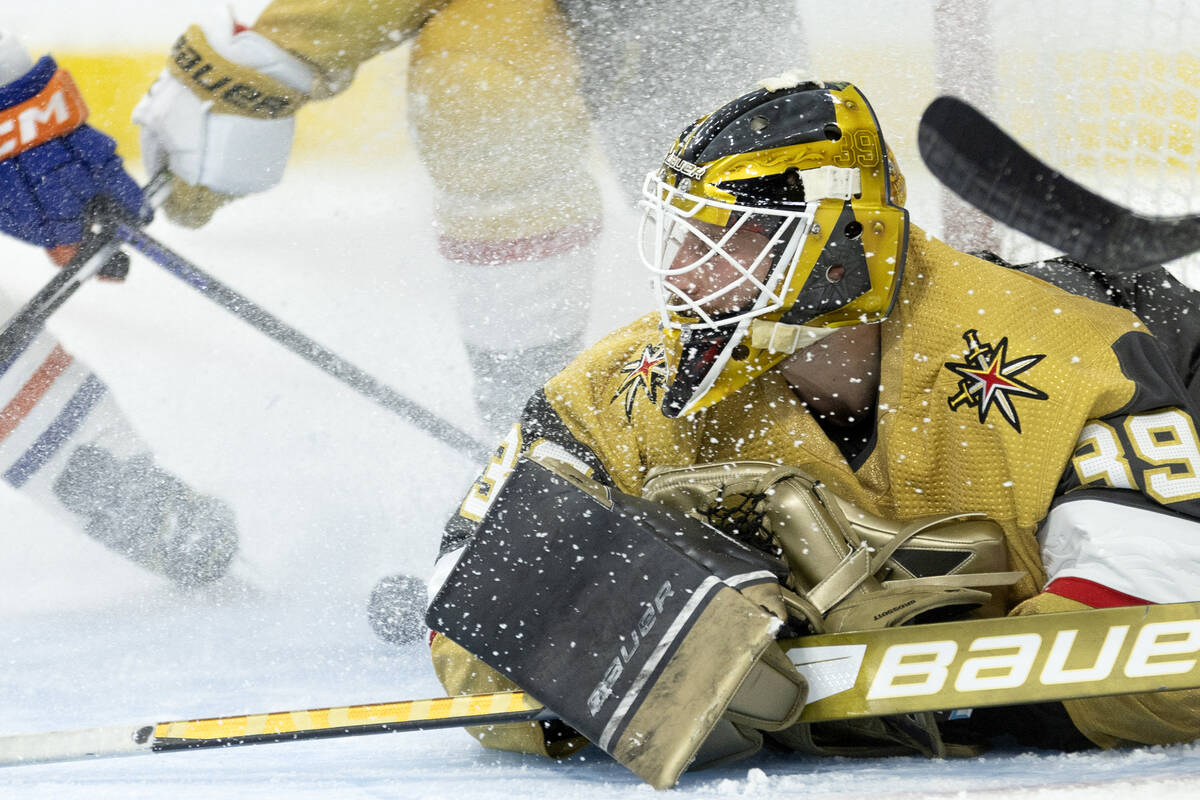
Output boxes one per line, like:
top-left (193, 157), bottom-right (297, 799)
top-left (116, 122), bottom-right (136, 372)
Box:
top-left (425, 77), bottom-right (1200, 788)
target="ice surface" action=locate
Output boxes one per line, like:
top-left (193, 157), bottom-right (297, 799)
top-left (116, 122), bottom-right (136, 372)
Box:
top-left (2, 161), bottom-right (1200, 799)
top-left (3, 0), bottom-right (1200, 789)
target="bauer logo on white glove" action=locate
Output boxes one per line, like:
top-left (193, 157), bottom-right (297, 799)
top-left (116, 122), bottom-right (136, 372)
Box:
top-left (132, 13), bottom-right (314, 226)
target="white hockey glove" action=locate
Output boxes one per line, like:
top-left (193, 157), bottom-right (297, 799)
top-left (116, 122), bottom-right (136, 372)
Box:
top-left (132, 13), bottom-right (314, 228)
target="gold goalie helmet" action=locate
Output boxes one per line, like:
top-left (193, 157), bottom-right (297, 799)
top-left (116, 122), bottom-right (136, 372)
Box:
top-left (639, 78), bottom-right (909, 418)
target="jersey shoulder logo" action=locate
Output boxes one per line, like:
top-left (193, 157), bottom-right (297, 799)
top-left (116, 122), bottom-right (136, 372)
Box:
top-left (611, 344), bottom-right (668, 420)
top-left (944, 329), bottom-right (1048, 433)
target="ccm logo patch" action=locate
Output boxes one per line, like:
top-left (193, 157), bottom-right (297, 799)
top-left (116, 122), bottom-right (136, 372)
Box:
top-left (0, 69), bottom-right (88, 161)
top-left (867, 620), bottom-right (1200, 699)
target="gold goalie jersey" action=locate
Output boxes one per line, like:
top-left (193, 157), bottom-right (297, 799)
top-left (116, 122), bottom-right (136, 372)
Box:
top-left (436, 227), bottom-right (1200, 750)
top-left (446, 226), bottom-right (1200, 599)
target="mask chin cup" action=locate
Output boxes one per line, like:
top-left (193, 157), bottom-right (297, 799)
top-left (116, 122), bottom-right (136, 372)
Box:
top-left (748, 319), bottom-right (837, 354)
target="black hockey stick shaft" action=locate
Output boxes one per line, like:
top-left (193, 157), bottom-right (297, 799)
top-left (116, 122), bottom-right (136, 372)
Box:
top-left (918, 95), bottom-right (1200, 273)
top-left (116, 224), bottom-right (491, 461)
top-left (0, 238), bottom-right (116, 371)
top-left (0, 171), bottom-right (172, 371)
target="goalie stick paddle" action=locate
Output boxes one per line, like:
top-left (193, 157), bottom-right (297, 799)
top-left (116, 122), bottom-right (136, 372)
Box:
top-left (918, 95), bottom-right (1200, 273)
top-left (5, 600), bottom-right (1200, 768)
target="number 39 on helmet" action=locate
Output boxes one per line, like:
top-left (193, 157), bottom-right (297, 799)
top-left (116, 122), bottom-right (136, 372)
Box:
top-left (639, 78), bottom-right (909, 418)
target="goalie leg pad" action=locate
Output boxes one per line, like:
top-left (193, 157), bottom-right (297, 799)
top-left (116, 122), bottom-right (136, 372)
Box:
top-left (722, 641), bottom-right (807, 732)
top-left (427, 457), bottom-right (803, 789)
top-left (689, 639), bottom-right (811, 770)
top-left (643, 461), bottom-right (1009, 631)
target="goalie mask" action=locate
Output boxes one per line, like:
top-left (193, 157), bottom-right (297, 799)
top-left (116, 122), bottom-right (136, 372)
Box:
top-left (639, 79), bottom-right (909, 418)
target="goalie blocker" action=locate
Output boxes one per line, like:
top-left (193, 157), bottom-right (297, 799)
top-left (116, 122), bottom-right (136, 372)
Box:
top-left (425, 456), bottom-right (808, 789)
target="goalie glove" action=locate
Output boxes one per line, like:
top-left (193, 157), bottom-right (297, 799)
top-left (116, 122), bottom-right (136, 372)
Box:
top-left (132, 13), bottom-right (314, 228)
top-left (0, 30), bottom-right (146, 274)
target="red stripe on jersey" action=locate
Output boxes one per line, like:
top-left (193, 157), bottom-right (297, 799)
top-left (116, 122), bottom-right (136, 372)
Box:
top-left (438, 220), bottom-right (601, 266)
top-left (1045, 576), bottom-right (1153, 608)
top-left (0, 345), bottom-right (73, 442)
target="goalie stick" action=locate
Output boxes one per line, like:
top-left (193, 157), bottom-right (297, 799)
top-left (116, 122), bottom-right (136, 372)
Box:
top-left (918, 95), bottom-right (1200, 273)
top-left (4, 600), bottom-right (1200, 768)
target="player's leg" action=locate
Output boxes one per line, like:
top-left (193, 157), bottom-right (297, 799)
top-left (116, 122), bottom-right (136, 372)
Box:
top-left (561, 0), bottom-right (807, 197)
top-left (408, 0), bottom-right (600, 437)
top-left (0, 300), bottom-right (237, 586)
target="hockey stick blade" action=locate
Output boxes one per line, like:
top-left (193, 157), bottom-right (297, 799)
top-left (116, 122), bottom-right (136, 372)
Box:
top-left (918, 95), bottom-right (1200, 273)
top-left (5, 601), bottom-right (1200, 768)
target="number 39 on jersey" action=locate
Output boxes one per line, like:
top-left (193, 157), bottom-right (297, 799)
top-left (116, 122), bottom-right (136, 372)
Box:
top-left (1071, 407), bottom-right (1200, 504)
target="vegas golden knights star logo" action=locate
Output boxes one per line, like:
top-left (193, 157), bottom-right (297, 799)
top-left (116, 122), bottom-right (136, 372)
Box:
top-left (944, 329), bottom-right (1048, 432)
top-left (612, 345), bottom-right (668, 420)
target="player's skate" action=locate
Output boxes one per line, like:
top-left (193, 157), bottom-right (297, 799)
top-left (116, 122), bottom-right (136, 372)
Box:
top-left (52, 444), bottom-right (237, 587)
